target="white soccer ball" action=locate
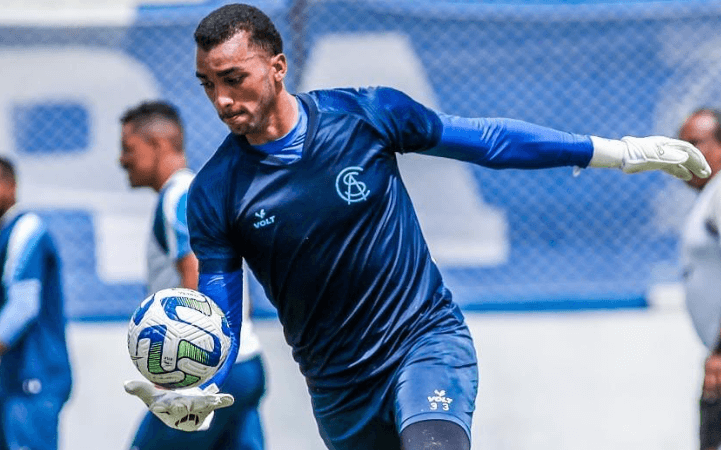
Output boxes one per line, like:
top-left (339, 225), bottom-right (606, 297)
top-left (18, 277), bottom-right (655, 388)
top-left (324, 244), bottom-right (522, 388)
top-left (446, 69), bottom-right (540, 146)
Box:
top-left (127, 288), bottom-right (232, 389)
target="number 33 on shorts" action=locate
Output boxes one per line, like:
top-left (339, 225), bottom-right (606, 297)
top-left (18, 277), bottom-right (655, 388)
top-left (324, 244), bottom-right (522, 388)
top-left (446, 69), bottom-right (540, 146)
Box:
top-left (428, 390), bottom-right (453, 411)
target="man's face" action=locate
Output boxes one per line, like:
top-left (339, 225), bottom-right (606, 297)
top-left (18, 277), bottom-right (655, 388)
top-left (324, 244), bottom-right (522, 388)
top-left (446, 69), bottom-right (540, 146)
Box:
top-left (195, 31), bottom-right (280, 138)
top-left (679, 112), bottom-right (721, 190)
top-left (119, 124), bottom-right (158, 188)
top-left (0, 178), bottom-right (15, 218)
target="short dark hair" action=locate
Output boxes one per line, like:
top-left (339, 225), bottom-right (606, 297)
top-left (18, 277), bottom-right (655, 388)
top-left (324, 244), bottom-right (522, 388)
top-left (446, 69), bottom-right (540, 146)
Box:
top-left (0, 156), bottom-right (16, 184)
top-left (194, 3), bottom-right (283, 55)
top-left (121, 101), bottom-right (184, 151)
top-left (120, 100), bottom-right (182, 130)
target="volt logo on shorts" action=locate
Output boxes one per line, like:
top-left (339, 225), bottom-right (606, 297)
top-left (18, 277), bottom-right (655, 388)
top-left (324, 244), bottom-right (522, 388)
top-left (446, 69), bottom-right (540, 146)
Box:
top-left (253, 209), bottom-right (276, 229)
top-left (335, 166), bottom-right (370, 204)
top-left (427, 389), bottom-right (453, 411)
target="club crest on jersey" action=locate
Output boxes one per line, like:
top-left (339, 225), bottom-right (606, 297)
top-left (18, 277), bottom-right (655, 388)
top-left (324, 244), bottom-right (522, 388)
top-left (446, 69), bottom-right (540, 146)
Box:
top-left (253, 209), bottom-right (275, 229)
top-left (335, 166), bottom-right (370, 205)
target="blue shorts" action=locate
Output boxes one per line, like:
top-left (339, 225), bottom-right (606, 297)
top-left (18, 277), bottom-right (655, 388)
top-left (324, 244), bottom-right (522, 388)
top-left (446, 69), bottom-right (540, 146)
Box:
top-left (130, 355), bottom-right (266, 450)
top-left (0, 394), bottom-right (65, 450)
top-left (308, 324), bottom-right (478, 450)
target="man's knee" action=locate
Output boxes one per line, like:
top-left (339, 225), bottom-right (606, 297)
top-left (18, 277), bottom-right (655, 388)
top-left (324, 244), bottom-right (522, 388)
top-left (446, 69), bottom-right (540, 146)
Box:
top-left (400, 419), bottom-right (470, 450)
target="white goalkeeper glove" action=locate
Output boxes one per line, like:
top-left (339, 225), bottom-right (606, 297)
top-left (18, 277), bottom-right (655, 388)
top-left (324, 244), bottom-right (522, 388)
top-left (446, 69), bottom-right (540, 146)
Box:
top-left (589, 135), bottom-right (711, 180)
top-left (124, 380), bottom-right (234, 432)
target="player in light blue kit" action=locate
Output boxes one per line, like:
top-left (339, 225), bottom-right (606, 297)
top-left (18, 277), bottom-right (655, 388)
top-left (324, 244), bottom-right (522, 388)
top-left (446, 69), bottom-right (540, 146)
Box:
top-left (0, 157), bottom-right (72, 450)
top-left (125, 4), bottom-right (712, 449)
top-left (120, 101), bottom-right (266, 450)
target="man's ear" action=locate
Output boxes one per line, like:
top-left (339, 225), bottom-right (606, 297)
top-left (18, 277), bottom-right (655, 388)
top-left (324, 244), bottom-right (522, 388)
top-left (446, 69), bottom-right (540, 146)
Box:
top-left (271, 53), bottom-right (288, 82)
top-left (148, 134), bottom-right (169, 155)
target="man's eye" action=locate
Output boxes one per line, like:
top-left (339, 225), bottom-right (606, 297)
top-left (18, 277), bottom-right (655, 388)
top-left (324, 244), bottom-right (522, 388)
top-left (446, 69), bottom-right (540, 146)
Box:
top-left (199, 81), bottom-right (212, 88)
top-left (227, 76), bottom-right (244, 85)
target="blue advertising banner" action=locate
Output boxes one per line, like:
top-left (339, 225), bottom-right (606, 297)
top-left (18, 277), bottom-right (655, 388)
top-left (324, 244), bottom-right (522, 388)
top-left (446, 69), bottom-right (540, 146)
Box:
top-left (2, 0), bottom-right (719, 319)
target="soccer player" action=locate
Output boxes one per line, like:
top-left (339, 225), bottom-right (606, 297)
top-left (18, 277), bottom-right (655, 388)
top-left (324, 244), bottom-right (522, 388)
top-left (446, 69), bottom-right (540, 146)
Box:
top-left (0, 156), bottom-right (72, 450)
top-left (677, 108), bottom-right (721, 450)
top-left (119, 101), bottom-right (266, 450)
top-left (124, 4), bottom-right (712, 450)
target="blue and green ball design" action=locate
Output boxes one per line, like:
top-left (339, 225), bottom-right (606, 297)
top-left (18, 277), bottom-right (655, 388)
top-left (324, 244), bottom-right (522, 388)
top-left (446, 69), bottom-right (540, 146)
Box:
top-left (127, 288), bottom-right (232, 389)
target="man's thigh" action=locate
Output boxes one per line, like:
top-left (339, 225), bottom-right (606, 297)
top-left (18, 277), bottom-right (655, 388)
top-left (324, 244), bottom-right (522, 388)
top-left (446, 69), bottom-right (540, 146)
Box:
top-left (393, 328), bottom-right (478, 441)
top-left (309, 329), bottom-right (478, 450)
top-left (309, 375), bottom-right (401, 450)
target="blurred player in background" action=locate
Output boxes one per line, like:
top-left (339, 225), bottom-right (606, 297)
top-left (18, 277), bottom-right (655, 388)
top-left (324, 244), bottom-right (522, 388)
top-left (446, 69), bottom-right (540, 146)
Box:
top-left (124, 4), bottom-right (712, 450)
top-left (119, 101), bottom-right (266, 450)
top-left (677, 108), bottom-right (721, 450)
top-left (0, 156), bottom-right (72, 450)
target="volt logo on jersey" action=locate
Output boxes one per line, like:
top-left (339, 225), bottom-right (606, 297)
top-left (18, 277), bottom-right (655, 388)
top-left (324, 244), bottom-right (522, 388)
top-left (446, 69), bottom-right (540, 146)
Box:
top-left (336, 166), bottom-right (370, 204)
top-left (427, 389), bottom-right (453, 411)
top-left (253, 209), bottom-right (276, 229)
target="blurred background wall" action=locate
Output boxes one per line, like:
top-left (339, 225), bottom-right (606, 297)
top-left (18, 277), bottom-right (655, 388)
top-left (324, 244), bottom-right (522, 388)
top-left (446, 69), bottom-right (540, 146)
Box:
top-left (1, 0), bottom-right (719, 448)
top-left (5, 0), bottom-right (721, 319)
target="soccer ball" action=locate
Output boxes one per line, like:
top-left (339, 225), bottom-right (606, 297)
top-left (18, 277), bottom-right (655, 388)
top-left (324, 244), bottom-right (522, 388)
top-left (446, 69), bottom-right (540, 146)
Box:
top-left (127, 288), bottom-right (232, 389)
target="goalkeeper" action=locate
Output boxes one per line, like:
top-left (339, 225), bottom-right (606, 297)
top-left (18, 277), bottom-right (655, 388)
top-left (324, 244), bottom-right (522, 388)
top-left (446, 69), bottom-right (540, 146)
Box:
top-left (125, 4), bottom-right (712, 450)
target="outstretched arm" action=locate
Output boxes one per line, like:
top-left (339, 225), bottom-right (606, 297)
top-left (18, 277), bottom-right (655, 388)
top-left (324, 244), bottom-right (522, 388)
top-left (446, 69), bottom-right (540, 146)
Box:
top-left (424, 113), bottom-right (711, 179)
top-left (425, 114), bottom-right (594, 169)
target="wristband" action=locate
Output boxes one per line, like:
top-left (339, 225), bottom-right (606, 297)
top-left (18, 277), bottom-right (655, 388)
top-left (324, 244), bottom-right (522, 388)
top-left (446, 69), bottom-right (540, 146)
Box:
top-left (588, 136), bottom-right (625, 168)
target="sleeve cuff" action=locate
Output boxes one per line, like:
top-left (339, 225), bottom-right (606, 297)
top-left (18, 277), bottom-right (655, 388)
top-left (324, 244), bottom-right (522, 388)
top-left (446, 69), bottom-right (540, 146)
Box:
top-left (588, 136), bottom-right (625, 168)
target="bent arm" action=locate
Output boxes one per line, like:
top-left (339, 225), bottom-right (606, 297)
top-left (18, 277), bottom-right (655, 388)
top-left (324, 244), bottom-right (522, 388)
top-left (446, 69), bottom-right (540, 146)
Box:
top-left (198, 268), bottom-right (243, 389)
top-left (0, 279), bottom-right (41, 356)
top-left (423, 113), bottom-right (594, 169)
top-left (0, 214), bottom-right (47, 356)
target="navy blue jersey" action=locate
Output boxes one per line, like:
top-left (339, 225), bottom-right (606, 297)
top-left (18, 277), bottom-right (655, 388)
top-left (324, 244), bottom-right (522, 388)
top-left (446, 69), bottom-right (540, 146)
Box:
top-left (189, 86), bottom-right (593, 389)
top-left (0, 210), bottom-right (72, 399)
top-left (189, 87), bottom-right (461, 387)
